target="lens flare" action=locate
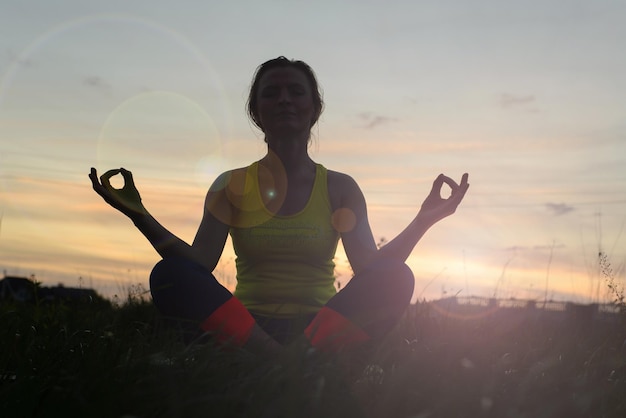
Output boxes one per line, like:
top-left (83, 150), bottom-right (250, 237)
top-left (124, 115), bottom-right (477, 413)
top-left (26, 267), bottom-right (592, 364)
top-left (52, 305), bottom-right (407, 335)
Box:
top-left (96, 90), bottom-right (221, 173)
top-left (0, 13), bottom-right (232, 244)
top-left (206, 161), bottom-right (289, 229)
top-left (1, 13), bottom-right (230, 114)
top-left (331, 207), bottom-right (357, 233)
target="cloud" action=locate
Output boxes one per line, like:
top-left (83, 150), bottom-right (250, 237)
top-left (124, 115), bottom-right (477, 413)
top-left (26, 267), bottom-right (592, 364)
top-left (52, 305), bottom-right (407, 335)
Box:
top-left (545, 202), bottom-right (575, 216)
top-left (499, 93), bottom-right (536, 109)
top-left (358, 112), bottom-right (398, 129)
top-left (83, 75), bottom-right (111, 89)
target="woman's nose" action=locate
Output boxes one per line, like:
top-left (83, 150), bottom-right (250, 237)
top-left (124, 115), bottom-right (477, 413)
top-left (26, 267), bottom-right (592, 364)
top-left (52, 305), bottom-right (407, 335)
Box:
top-left (277, 88), bottom-right (292, 103)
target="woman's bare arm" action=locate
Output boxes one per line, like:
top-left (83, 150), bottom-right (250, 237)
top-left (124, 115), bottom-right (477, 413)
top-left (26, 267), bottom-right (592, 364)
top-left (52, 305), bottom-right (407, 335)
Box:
top-left (89, 167), bottom-right (230, 272)
top-left (333, 172), bottom-right (469, 274)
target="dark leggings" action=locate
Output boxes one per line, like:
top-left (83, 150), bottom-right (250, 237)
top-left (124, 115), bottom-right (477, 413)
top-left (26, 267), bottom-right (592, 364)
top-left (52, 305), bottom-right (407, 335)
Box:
top-left (149, 257), bottom-right (414, 346)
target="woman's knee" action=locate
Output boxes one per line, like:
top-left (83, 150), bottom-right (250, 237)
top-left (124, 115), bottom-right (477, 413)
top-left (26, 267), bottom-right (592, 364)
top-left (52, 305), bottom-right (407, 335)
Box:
top-left (150, 257), bottom-right (206, 289)
top-left (335, 259), bottom-right (414, 310)
top-left (149, 257), bottom-right (232, 321)
top-left (367, 259), bottom-right (415, 297)
top-left (396, 261), bottom-right (415, 295)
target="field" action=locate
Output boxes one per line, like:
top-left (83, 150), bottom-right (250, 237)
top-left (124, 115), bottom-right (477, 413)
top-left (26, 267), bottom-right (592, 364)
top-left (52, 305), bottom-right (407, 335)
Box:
top-left (1, 292), bottom-right (625, 418)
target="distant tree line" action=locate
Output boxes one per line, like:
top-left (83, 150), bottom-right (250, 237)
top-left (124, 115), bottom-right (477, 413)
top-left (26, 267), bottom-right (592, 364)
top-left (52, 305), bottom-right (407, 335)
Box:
top-left (0, 275), bottom-right (109, 306)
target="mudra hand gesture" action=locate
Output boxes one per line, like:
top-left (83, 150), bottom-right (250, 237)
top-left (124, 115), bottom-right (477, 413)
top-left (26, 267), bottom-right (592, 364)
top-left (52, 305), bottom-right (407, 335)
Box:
top-left (89, 167), bottom-right (148, 219)
top-left (418, 173), bottom-right (470, 225)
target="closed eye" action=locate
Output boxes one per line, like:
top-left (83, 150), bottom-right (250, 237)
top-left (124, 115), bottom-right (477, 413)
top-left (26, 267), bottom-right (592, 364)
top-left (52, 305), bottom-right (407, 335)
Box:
top-left (288, 85), bottom-right (306, 95)
top-left (260, 87), bottom-right (278, 98)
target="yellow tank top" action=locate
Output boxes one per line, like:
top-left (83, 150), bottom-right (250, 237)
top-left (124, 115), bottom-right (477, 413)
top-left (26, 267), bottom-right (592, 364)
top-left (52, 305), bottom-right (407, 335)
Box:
top-left (230, 162), bottom-right (339, 318)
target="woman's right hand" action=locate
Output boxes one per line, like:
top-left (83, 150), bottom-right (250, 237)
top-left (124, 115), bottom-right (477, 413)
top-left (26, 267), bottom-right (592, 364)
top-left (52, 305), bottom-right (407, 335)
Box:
top-left (89, 167), bottom-right (149, 219)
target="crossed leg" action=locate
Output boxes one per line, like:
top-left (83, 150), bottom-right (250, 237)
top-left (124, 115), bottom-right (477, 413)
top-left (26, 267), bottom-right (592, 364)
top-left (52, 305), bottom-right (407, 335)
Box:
top-left (149, 257), bottom-right (414, 352)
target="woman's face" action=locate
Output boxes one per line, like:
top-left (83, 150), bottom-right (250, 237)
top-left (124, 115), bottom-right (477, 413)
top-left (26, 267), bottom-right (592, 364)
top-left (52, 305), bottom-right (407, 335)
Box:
top-left (255, 67), bottom-right (316, 138)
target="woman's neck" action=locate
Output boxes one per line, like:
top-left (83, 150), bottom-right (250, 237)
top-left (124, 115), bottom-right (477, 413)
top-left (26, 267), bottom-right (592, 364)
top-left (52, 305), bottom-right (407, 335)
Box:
top-left (263, 136), bottom-right (314, 174)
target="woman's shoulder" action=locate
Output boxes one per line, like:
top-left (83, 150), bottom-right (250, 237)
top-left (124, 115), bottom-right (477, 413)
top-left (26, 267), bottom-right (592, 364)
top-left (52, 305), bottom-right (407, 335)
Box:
top-left (204, 165), bottom-right (255, 220)
top-left (326, 169), bottom-right (364, 209)
top-left (326, 169), bottom-right (359, 189)
top-left (208, 165), bottom-right (252, 192)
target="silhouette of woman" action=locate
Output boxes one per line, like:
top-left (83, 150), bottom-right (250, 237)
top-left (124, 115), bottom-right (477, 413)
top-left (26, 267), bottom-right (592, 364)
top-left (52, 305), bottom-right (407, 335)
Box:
top-left (89, 57), bottom-right (469, 352)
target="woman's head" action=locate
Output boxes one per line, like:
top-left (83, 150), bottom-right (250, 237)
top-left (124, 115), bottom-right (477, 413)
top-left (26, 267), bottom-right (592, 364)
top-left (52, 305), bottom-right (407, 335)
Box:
top-left (247, 57), bottom-right (324, 135)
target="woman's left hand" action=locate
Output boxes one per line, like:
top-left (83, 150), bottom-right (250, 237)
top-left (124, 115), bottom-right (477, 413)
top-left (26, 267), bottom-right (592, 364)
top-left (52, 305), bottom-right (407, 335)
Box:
top-left (418, 173), bottom-right (469, 225)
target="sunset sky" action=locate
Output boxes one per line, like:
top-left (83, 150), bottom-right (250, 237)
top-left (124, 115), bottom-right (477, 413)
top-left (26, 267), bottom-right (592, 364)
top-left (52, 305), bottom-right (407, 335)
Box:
top-left (1, 0), bottom-right (625, 303)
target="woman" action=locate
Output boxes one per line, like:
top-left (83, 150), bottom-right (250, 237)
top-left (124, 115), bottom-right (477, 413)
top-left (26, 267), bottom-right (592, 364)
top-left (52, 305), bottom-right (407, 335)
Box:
top-left (89, 57), bottom-right (469, 353)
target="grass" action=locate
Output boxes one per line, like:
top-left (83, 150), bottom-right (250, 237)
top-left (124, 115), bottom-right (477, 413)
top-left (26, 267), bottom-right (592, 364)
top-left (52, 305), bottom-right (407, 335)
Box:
top-left (1, 292), bottom-right (626, 418)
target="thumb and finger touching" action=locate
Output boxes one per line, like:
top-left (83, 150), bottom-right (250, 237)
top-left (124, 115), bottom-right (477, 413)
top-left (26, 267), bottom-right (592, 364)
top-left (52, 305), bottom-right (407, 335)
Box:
top-left (90, 167), bottom-right (147, 216)
top-left (422, 173), bottom-right (470, 220)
